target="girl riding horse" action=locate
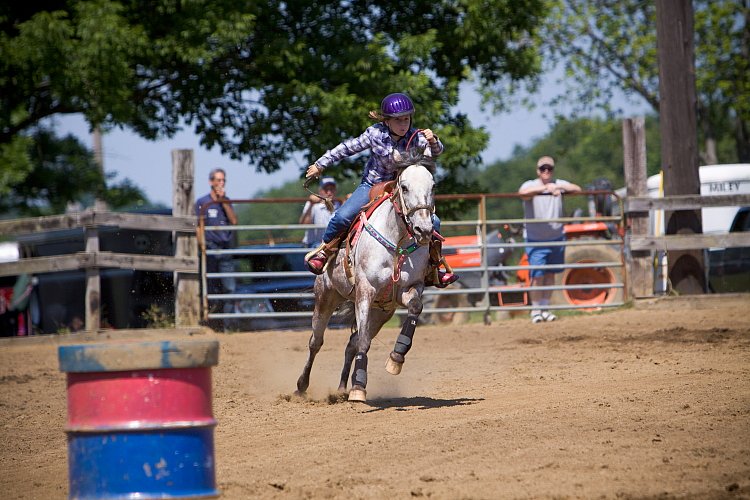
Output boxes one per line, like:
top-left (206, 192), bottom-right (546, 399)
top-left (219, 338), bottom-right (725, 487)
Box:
top-left (304, 92), bottom-right (458, 288)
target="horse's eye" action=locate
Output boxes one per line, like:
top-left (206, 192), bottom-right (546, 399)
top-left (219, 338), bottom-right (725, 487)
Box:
top-left (401, 184), bottom-right (408, 193)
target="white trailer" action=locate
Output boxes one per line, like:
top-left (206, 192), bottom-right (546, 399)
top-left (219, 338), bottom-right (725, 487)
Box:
top-left (645, 163), bottom-right (750, 235)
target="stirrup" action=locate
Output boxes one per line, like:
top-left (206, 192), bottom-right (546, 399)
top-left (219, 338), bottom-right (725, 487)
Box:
top-left (305, 245), bottom-right (329, 275)
top-left (426, 270), bottom-right (459, 288)
top-left (435, 271), bottom-right (459, 288)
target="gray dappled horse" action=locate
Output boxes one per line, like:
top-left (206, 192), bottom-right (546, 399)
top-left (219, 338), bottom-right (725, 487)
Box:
top-left (296, 150), bottom-right (436, 402)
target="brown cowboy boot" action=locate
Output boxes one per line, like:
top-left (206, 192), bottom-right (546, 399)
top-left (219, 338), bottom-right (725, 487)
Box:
top-left (305, 236), bottom-right (342, 275)
top-left (425, 238), bottom-right (459, 288)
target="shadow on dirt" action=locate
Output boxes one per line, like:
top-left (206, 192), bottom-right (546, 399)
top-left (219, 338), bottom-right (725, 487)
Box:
top-left (360, 396), bottom-right (484, 413)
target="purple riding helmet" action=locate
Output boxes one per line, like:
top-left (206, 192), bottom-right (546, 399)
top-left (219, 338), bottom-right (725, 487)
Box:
top-left (381, 93), bottom-right (415, 118)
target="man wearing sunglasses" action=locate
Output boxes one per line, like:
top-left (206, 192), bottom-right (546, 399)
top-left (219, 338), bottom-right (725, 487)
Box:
top-left (196, 168), bottom-right (238, 330)
top-left (519, 156), bottom-right (581, 324)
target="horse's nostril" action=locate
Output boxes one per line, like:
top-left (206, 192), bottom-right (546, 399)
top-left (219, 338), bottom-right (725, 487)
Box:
top-left (415, 226), bottom-right (432, 243)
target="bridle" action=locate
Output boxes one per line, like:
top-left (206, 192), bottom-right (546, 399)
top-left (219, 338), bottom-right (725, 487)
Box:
top-left (393, 169), bottom-right (435, 237)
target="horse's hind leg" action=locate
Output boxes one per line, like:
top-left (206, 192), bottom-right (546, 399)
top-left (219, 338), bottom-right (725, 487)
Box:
top-left (296, 281), bottom-right (344, 396)
top-left (386, 287), bottom-right (424, 376)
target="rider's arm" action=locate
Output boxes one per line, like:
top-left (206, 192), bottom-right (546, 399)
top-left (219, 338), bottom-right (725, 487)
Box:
top-left (315, 126), bottom-right (376, 170)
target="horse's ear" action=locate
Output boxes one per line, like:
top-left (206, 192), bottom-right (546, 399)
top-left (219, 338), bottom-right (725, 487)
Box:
top-left (392, 150), bottom-right (403, 163)
top-left (423, 145), bottom-right (432, 158)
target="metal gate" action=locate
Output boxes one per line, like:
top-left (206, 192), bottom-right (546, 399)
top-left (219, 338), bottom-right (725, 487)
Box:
top-left (197, 191), bottom-right (626, 329)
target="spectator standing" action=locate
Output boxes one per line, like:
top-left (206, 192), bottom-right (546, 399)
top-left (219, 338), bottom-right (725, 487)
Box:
top-left (299, 177), bottom-right (341, 247)
top-left (195, 168), bottom-right (238, 328)
top-left (518, 156), bottom-right (581, 323)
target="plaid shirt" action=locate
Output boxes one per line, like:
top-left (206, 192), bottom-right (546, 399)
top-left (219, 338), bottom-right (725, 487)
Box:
top-left (315, 123), bottom-right (444, 185)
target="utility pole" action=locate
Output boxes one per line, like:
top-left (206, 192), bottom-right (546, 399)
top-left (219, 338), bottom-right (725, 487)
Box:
top-left (92, 125), bottom-right (108, 211)
top-left (656, 0), bottom-right (705, 294)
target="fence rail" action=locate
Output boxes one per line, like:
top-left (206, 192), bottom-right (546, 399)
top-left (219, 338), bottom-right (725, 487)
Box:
top-left (0, 208), bottom-right (198, 334)
top-left (1, 186), bottom-right (747, 335)
top-left (200, 190), bottom-right (628, 328)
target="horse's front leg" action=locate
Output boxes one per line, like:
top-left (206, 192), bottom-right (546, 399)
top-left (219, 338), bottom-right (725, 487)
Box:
top-left (347, 279), bottom-right (390, 402)
top-left (347, 306), bottom-right (394, 402)
top-left (385, 286), bottom-right (424, 376)
top-left (338, 327), bottom-right (358, 393)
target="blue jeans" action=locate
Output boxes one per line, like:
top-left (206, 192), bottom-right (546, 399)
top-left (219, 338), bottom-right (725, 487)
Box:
top-left (526, 237), bottom-right (565, 278)
top-left (322, 182), bottom-right (441, 243)
top-left (205, 241), bottom-right (236, 312)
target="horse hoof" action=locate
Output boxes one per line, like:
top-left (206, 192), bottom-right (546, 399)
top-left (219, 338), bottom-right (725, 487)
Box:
top-left (348, 387), bottom-right (367, 402)
top-left (385, 356), bottom-right (403, 375)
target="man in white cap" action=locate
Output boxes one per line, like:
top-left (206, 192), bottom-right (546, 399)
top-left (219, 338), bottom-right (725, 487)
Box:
top-left (519, 156), bottom-right (581, 324)
top-left (299, 177), bottom-right (341, 246)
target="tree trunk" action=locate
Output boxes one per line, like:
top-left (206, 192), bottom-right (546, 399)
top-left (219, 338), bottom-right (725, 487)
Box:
top-left (701, 137), bottom-right (717, 166)
top-left (736, 117), bottom-right (750, 163)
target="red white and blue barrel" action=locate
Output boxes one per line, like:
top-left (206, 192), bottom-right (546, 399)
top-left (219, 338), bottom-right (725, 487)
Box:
top-left (58, 339), bottom-right (220, 499)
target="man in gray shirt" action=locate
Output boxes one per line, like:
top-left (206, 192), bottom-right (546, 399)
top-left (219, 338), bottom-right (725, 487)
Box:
top-left (519, 156), bottom-right (581, 323)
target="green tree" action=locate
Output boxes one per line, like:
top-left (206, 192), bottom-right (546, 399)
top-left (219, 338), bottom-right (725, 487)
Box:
top-left (532, 0), bottom-right (748, 164)
top-left (2, 0), bottom-right (546, 190)
top-left (1, 128), bottom-right (149, 216)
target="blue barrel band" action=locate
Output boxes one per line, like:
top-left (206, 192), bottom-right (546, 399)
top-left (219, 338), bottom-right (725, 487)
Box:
top-left (68, 427), bottom-right (219, 499)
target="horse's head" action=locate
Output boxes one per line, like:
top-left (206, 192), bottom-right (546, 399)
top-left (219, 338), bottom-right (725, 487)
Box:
top-left (393, 149), bottom-right (436, 246)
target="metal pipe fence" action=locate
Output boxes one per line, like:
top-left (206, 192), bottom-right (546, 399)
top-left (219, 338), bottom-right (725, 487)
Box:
top-left (198, 191), bottom-right (626, 328)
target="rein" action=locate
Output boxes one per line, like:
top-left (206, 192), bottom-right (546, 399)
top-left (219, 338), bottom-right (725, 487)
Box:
top-left (302, 176), bottom-right (335, 212)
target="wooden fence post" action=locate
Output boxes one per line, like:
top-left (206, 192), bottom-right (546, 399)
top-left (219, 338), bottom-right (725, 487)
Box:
top-left (656, 0), bottom-right (705, 294)
top-left (84, 224), bottom-right (101, 332)
top-left (622, 117), bottom-right (653, 299)
top-left (172, 150), bottom-right (200, 326)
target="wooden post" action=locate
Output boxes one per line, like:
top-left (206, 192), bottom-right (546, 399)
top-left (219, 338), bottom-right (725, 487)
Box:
top-left (656, 0), bottom-right (705, 294)
top-left (172, 150), bottom-right (200, 326)
top-left (84, 225), bottom-right (101, 332)
top-left (622, 117), bottom-right (653, 299)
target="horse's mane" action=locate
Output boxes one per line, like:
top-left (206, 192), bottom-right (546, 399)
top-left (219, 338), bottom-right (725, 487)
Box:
top-left (393, 148), bottom-right (436, 173)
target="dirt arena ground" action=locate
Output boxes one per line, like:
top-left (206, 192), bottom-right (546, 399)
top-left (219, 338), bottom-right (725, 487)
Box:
top-left (1, 295), bottom-right (749, 499)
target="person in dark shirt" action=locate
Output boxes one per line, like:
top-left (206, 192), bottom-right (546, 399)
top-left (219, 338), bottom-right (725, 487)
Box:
top-left (195, 168), bottom-right (238, 327)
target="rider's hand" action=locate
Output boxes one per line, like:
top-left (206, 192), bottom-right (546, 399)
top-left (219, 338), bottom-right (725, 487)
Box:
top-left (422, 129), bottom-right (437, 144)
top-left (306, 163), bottom-right (322, 179)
